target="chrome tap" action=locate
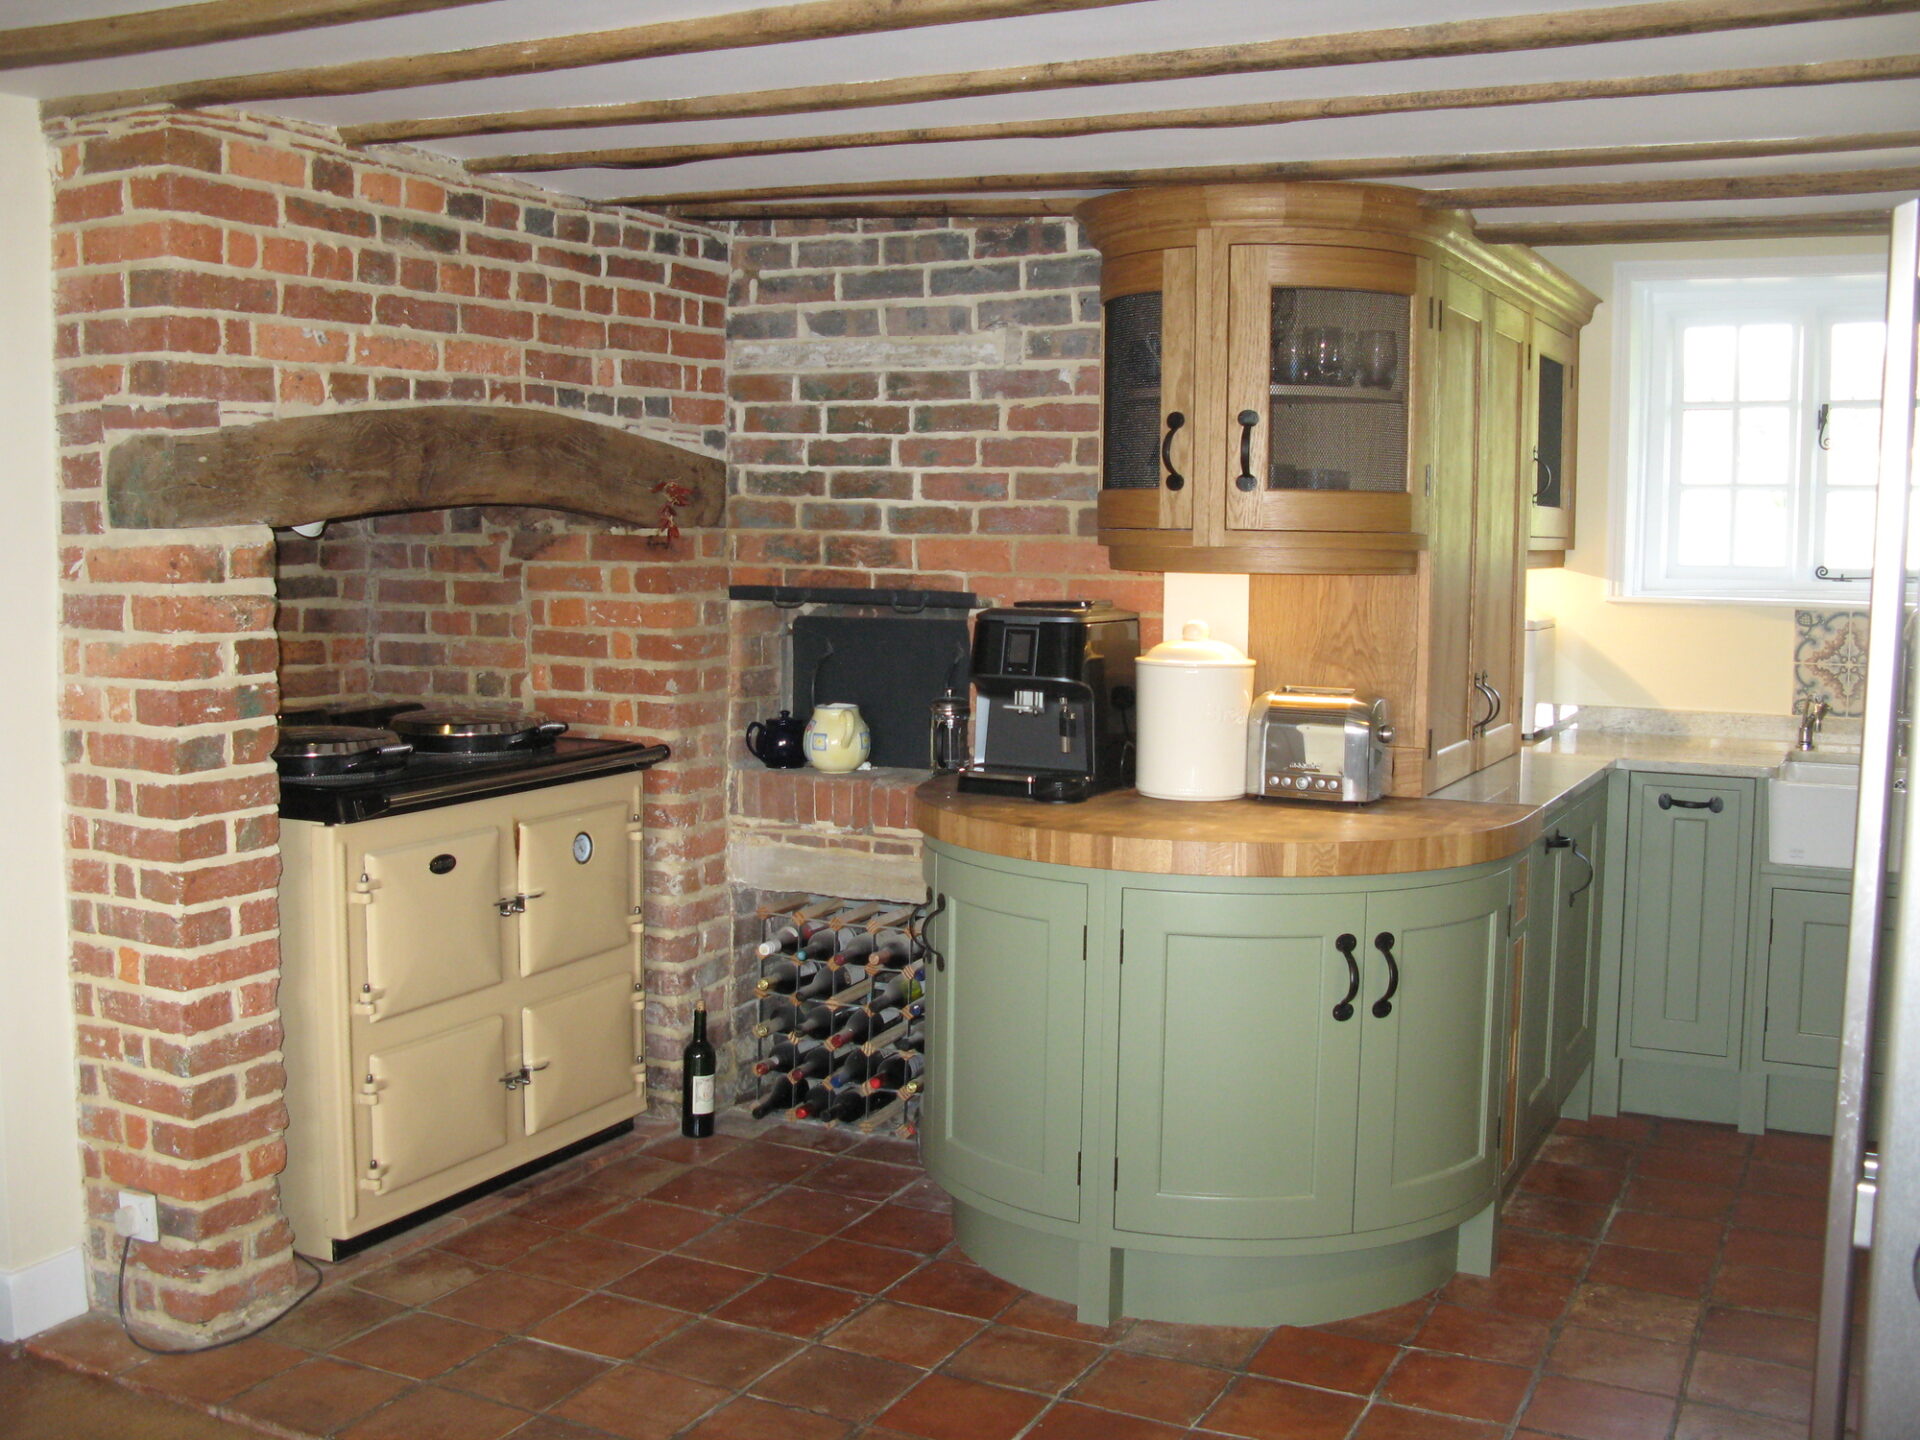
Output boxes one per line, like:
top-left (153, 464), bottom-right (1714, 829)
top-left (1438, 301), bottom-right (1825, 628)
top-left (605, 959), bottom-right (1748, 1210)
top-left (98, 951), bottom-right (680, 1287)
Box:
top-left (1796, 697), bottom-right (1830, 751)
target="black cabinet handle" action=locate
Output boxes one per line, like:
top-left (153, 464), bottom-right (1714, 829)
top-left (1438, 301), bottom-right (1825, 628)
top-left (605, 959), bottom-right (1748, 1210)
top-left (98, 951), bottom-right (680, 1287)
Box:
top-left (1161, 411), bottom-right (1186, 491)
top-left (1234, 408), bottom-right (1259, 492)
top-left (1532, 448), bottom-right (1555, 504)
top-left (1372, 932), bottom-right (1399, 1018)
top-left (921, 891), bottom-right (949, 971)
top-left (1332, 933), bottom-right (1359, 1022)
top-left (1567, 838), bottom-right (1594, 906)
top-left (1484, 679), bottom-right (1502, 729)
top-left (1658, 793), bottom-right (1723, 813)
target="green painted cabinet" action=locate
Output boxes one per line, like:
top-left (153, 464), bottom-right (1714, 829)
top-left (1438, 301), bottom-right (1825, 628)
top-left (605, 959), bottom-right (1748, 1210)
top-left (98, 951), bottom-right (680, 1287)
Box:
top-left (1762, 886), bottom-right (1851, 1069)
top-left (922, 849), bottom-right (1088, 1224)
top-left (1621, 773), bottom-right (1756, 1062)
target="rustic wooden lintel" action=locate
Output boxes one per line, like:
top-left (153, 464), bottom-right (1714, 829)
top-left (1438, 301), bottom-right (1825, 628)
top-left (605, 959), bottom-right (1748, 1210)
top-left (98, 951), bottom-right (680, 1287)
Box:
top-left (105, 405), bottom-right (725, 532)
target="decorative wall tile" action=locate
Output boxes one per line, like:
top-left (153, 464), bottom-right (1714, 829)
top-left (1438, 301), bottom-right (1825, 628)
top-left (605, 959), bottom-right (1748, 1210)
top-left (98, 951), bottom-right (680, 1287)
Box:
top-left (1794, 609), bottom-right (1870, 717)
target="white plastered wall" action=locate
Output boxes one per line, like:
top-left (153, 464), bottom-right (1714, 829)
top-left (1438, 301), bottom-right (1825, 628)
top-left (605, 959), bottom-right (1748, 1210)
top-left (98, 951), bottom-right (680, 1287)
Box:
top-left (0, 93), bottom-right (87, 1340)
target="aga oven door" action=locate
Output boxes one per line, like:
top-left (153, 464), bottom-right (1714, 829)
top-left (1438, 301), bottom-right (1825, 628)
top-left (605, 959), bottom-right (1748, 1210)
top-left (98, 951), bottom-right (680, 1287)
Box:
top-left (358, 1015), bottom-right (514, 1200)
top-left (350, 825), bottom-right (508, 1022)
top-left (515, 798), bottom-right (639, 977)
top-left (520, 972), bottom-right (641, 1137)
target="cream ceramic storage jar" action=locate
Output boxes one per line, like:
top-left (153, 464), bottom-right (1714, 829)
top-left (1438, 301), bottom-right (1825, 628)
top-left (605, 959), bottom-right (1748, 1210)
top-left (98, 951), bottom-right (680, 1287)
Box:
top-left (1135, 621), bottom-right (1256, 801)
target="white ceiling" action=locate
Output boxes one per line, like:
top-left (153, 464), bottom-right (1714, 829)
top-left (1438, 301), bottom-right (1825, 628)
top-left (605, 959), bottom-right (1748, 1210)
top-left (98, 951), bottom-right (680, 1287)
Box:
top-left (2, 0), bottom-right (1916, 229)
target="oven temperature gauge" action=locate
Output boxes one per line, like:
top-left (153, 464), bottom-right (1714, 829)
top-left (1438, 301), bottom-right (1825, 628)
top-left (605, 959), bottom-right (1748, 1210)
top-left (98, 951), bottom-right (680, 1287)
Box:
top-left (572, 831), bottom-right (593, 864)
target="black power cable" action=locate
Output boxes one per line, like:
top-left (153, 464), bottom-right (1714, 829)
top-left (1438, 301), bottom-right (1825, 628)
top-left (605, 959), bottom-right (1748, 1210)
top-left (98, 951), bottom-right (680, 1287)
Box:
top-left (116, 1236), bottom-right (326, 1356)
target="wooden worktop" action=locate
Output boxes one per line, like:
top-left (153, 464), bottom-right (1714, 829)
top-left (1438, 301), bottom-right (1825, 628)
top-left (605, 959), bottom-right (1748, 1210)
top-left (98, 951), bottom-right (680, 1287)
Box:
top-left (915, 775), bottom-right (1541, 878)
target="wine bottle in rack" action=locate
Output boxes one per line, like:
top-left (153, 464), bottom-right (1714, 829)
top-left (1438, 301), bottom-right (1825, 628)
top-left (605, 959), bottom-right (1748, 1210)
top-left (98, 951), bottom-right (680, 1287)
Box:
top-left (822, 1089), bottom-right (872, 1124)
top-left (750, 1076), bottom-right (802, 1118)
top-left (751, 1000), bottom-right (837, 1041)
top-left (789, 1083), bottom-right (834, 1120)
top-left (865, 1050), bottom-right (925, 1091)
top-left (751, 1037), bottom-right (821, 1076)
top-left (826, 1048), bottom-right (876, 1089)
top-left (872, 930), bottom-right (925, 967)
top-left (681, 1001), bottom-right (716, 1138)
top-left (824, 1005), bottom-right (905, 1051)
top-left (822, 970), bottom-right (876, 1008)
top-left (755, 959), bottom-right (822, 996)
top-left (869, 967), bottom-right (925, 1010)
top-left (783, 1045), bottom-right (834, 1082)
top-left (756, 916), bottom-right (833, 958)
top-left (825, 932), bottom-right (879, 970)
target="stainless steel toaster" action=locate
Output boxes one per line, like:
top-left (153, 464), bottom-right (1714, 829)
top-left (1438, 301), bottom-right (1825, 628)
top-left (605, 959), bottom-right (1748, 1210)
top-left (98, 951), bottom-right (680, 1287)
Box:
top-left (1245, 687), bottom-right (1394, 803)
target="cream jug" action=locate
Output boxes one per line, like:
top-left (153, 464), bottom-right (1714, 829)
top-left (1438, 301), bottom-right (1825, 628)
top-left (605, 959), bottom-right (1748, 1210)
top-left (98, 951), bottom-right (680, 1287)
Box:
top-left (1135, 621), bottom-right (1255, 801)
top-left (804, 702), bottom-right (870, 773)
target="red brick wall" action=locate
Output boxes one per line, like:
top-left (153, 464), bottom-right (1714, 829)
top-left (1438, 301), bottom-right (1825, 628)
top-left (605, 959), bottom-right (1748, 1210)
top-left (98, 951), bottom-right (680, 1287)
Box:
top-left (48, 107), bottom-right (729, 1338)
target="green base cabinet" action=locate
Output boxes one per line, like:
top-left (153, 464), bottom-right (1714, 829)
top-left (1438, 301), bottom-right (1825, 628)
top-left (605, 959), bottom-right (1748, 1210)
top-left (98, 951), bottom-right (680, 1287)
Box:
top-left (921, 841), bottom-right (1511, 1327)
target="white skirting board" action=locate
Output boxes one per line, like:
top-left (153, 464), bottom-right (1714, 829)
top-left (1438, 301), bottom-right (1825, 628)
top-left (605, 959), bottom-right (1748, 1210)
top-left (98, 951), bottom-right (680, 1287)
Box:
top-left (0, 1247), bottom-right (88, 1341)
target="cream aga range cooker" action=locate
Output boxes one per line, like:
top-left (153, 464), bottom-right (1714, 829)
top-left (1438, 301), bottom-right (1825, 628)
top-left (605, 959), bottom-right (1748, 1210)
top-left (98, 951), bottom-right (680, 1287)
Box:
top-left (274, 703), bottom-right (668, 1259)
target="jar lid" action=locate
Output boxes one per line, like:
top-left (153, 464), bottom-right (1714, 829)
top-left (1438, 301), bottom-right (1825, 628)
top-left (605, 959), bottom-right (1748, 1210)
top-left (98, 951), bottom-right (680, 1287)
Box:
top-left (1140, 620), bottom-right (1253, 667)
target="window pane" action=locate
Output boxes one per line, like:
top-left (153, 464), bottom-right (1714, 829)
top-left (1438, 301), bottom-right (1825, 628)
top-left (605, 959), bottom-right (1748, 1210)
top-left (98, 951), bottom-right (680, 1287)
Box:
top-left (1733, 489), bottom-right (1789, 568)
top-left (1682, 325), bottom-right (1737, 402)
top-left (1826, 405), bottom-right (1881, 485)
top-left (1736, 407), bottom-right (1789, 487)
top-left (1679, 409), bottom-right (1733, 486)
top-left (1737, 323), bottom-right (1794, 402)
top-left (1830, 321), bottom-right (1887, 402)
top-left (1822, 489), bottom-right (1875, 571)
top-left (1676, 488), bottom-right (1732, 566)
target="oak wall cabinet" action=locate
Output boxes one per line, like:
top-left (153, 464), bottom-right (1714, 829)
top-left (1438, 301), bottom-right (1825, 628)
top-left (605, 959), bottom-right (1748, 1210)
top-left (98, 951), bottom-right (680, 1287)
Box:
top-left (1080, 184), bottom-right (1597, 797)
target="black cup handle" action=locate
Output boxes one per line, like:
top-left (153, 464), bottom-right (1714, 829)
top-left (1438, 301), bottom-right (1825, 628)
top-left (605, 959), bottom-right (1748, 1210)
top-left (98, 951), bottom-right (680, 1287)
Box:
top-left (1658, 793), bottom-right (1724, 813)
top-left (1332, 933), bottom-right (1359, 1022)
top-left (1161, 411), bottom-right (1186, 492)
top-left (1372, 932), bottom-right (1399, 1019)
top-left (1234, 409), bottom-right (1259, 492)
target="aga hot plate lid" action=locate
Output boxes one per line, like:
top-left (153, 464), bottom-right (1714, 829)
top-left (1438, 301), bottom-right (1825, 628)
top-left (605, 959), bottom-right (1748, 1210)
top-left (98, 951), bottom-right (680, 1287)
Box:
top-left (273, 724), bottom-right (413, 777)
top-left (386, 705), bottom-right (569, 751)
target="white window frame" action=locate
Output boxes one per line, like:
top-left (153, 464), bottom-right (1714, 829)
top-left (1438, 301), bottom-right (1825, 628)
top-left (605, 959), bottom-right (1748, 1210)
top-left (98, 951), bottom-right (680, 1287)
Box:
top-left (1616, 256), bottom-right (1885, 605)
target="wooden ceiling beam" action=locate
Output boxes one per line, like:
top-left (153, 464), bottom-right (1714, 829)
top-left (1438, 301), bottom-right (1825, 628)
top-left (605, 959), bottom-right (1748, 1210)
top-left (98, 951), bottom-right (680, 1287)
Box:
top-left (1435, 162), bottom-right (1920, 206)
top-left (611, 130), bottom-right (1920, 206)
top-left (471, 53), bottom-right (1920, 173)
top-left (662, 198), bottom-right (1085, 219)
top-left (338, 0), bottom-right (1920, 147)
top-left (42, 0), bottom-right (1141, 117)
top-left (0, 0), bottom-right (495, 70)
top-left (1478, 210), bottom-right (1893, 242)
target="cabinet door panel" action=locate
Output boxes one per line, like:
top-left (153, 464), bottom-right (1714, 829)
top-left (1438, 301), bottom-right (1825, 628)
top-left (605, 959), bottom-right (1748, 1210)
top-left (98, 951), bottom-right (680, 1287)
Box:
top-left (518, 799), bottom-right (635, 977)
top-left (1764, 888), bottom-right (1851, 1068)
top-left (522, 972), bottom-right (638, 1136)
top-left (1354, 871), bottom-right (1506, 1232)
top-left (1550, 796), bottom-right (1606, 1094)
top-left (1623, 776), bottom-right (1754, 1059)
top-left (1114, 889), bottom-right (1360, 1239)
top-left (1099, 248), bottom-right (1195, 534)
top-left (362, 1016), bottom-right (512, 1200)
top-left (356, 827), bottom-right (507, 1021)
top-left (923, 853), bottom-right (1087, 1223)
top-left (1472, 300), bottom-right (1527, 770)
top-left (1427, 273), bottom-right (1484, 790)
top-left (1513, 841), bottom-right (1558, 1163)
top-left (1528, 320), bottom-right (1577, 551)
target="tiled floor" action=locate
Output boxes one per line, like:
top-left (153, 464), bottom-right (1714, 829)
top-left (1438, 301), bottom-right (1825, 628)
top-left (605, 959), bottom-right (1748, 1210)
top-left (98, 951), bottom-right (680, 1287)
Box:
top-left (26, 1110), bottom-right (1830, 1440)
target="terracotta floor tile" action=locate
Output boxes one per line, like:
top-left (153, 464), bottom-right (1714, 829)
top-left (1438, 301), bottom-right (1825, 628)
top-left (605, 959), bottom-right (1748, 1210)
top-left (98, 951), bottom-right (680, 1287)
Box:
top-left (1721, 1228), bottom-right (1823, 1274)
top-left (1412, 1302), bottom-right (1552, 1367)
top-left (680, 1394), bottom-right (853, 1440)
top-left (491, 1416), bottom-right (619, 1440)
top-left (1496, 1230), bottom-right (1594, 1278)
top-left (1023, 1400), bottom-right (1196, 1440)
top-left (779, 1238), bottom-right (920, 1294)
top-left (1710, 1263), bottom-right (1822, 1318)
top-left (124, 1337), bottom-right (306, 1406)
top-left (706, 1141), bottom-right (832, 1186)
top-left (996, 1293), bottom-right (1127, 1343)
top-left (507, 1232), bottom-right (651, 1290)
top-left (647, 1167), bottom-right (785, 1215)
top-left (442, 1339), bottom-right (609, 1411)
top-left (640, 1320), bottom-right (803, 1390)
top-left (435, 1214), bottom-right (555, 1266)
top-left (1066, 1351), bottom-right (1231, 1426)
top-left (799, 1156), bottom-right (919, 1203)
top-left (750, 1344), bottom-right (922, 1421)
top-left (941, 1326), bottom-right (1102, 1393)
top-left (427, 1271), bottom-right (586, 1332)
top-left (526, 1294), bottom-right (686, 1359)
top-left (554, 1362), bottom-right (731, 1440)
top-left (1200, 1375), bottom-right (1366, 1440)
top-left (739, 1187), bottom-right (875, 1236)
top-left (1350, 1405), bottom-right (1503, 1440)
top-left (1621, 1176), bottom-right (1737, 1219)
top-left (1545, 1324), bottom-right (1688, 1396)
top-left (511, 1180), bottom-right (628, 1230)
top-left (1633, 1149), bottom-right (1746, 1188)
top-left (1672, 1401), bottom-right (1807, 1440)
top-left (713, 1275), bottom-right (866, 1338)
top-left (1439, 1265), bottom-right (1577, 1321)
top-left (876, 1371), bottom-right (1048, 1440)
top-left (1381, 1350), bottom-right (1532, 1424)
top-left (25, 1315), bottom-right (154, 1377)
top-left (1584, 1243), bottom-right (1715, 1298)
top-left (351, 1250), bottom-right (488, 1307)
top-left (1246, 1326), bottom-right (1399, 1394)
top-left (611, 1254), bottom-right (760, 1313)
top-left (1536, 1132), bottom-right (1637, 1172)
top-left (825, 1300), bottom-right (983, 1367)
top-left (677, 1218), bottom-right (823, 1272)
top-left (1558, 1114), bottom-right (1656, 1144)
top-left (1731, 1192), bottom-right (1827, 1237)
top-left (1648, 1119), bottom-right (1752, 1158)
top-left (755, 1122), bottom-right (865, 1156)
top-left (267, 1286), bottom-right (407, 1352)
top-left (586, 1198), bottom-right (719, 1251)
top-left (890, 1176), bottom-right (957, 1213)
top-left (1120, 1319), bottom-right (1269, 1367)
top-left (1742, 1162), bottom-right (1828, 1199)
top-left (1751, 1131), bottom-right (1831, 1169)
top-left (883, 1260), bottom-right (1021, 1320)
top-left (332, 1312), bottom-right (499, 1379)
top-left (1563, 1284), bottom-right (1701, 1345)
top-left (848, 1203), bottom-right (955, 1255)
top-left (1501, 1192), bottom-right (1612, 1239)
top-left (644, 1133), bottom-right (747, 1165)
top-left (1521, 1376), bottom-right (1677, 1440)
top-left (1685, 1350), bottom-right (1814, 1422)
top-left (226, 1357), bottom-right (412, 1434)
top-left (581, 1155), bottom-right (683, 1198)
top-left (1520, 1160), bottom-right (1626, 1206)
top-left (1314, 1297), bottom-right (1434, 1347)
top-left (1602, 1210), bottom-right (1724, 1254)
top-left (1697, 1305), bottom-right (1818, 1367)
top-left (337, 1381), bottom-right (529, 1440)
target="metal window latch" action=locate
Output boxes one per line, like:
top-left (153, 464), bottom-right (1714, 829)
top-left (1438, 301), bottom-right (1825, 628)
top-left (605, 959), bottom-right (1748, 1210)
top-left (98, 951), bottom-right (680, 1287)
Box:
top-left (494, 890), bottom-right (545, 916)
top-left (499, 1061), bottom-right (551, 1091)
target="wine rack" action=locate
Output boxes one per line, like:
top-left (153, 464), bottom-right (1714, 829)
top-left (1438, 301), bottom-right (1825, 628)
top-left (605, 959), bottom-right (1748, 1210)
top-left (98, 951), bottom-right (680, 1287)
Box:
top-left (744, 893), bottom-right (930, 1137)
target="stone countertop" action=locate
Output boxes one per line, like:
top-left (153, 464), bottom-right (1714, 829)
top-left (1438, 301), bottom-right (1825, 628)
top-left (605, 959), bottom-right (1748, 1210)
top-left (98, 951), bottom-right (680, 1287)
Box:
top-left (1429, 730), bottom-right (1796, 810)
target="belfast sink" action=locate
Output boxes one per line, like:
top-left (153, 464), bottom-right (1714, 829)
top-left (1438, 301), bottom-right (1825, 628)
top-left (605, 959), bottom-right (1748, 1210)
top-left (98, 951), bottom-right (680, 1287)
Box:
top-left (1769, 751), bottom-right (1861, 868)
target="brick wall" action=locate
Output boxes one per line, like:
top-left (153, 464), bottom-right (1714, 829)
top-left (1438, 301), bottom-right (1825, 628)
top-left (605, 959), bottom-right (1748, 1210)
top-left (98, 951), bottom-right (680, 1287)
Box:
top-left (48, 106), bottom-right (729, 1338)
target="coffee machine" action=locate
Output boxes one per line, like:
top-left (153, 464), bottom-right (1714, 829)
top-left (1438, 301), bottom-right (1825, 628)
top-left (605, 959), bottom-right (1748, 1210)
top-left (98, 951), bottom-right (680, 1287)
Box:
top-left (958, 600), bottom-right (1137, 803)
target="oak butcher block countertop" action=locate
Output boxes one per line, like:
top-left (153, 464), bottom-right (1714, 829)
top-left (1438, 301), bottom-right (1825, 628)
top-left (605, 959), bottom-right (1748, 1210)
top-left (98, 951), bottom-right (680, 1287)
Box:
top-left (915, 774), bottom-right (1541, 878)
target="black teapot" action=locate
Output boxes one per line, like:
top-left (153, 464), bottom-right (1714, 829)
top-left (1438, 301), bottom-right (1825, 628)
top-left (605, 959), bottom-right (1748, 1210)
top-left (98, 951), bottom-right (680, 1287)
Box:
top-left (744, 709), bottom-right (807, 769)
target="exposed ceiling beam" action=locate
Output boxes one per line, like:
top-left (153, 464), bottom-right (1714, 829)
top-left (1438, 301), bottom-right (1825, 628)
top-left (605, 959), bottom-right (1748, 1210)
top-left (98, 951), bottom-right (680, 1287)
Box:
top-left (471, 53), bottom-right (1920, 173)
top-left (0, 0), bottom-right (496, 70)
top-left (337, 0), bottom-right (1920, 147)
top-left (1478, 209), bottom-right (1893, 242)
top-left (1433, 162), bottom-right (1920, 205)
top-left (612, 130), bottom-right (1920, 206)
top-left (665, 198), bottom-right (1085, 218)
top-left (41, 0), bottom-right (1143, 118)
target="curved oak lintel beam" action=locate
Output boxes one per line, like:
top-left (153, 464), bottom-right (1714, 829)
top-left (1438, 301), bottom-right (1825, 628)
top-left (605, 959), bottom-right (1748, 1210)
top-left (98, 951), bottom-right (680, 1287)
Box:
top-left (105, 405), bottom-right (724, 532)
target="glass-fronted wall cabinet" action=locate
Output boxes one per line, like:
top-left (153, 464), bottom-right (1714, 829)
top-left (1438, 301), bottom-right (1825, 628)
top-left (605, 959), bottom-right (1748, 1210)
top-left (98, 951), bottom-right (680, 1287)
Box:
top-left (1528, 319), bottom-right (1578, 561)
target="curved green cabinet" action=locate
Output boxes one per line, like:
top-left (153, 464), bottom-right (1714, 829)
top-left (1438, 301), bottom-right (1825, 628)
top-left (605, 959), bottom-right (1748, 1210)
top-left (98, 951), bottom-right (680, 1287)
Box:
top-left (921, 840), bottom-right (1512, 1327)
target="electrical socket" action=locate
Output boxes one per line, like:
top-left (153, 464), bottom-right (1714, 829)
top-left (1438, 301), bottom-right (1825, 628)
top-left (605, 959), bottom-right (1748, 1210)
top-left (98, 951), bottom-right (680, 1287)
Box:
top-left (115, 1190), bottom-right (159, 1243)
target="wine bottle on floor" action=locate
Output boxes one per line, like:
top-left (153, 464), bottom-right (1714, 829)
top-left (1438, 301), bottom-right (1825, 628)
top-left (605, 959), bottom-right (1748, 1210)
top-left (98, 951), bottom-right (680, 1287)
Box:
top-left (681, 1001), bottom-right (716, 1138)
